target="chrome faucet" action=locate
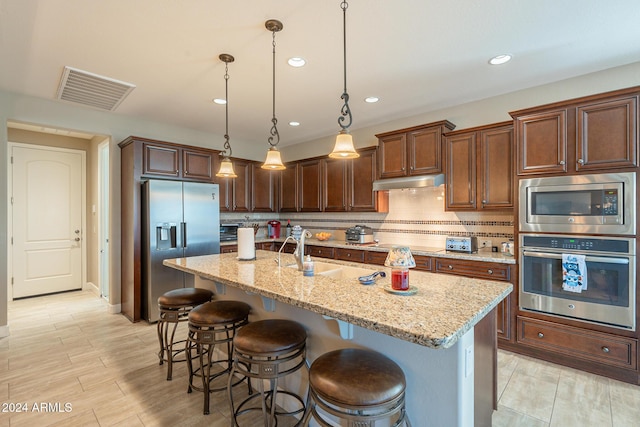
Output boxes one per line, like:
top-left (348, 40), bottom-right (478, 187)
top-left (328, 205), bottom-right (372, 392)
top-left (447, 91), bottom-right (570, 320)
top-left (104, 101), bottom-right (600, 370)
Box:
top-left (276, 235), bottom-right (298, 268)
top-left (275, 229), bottom-right (312, 271)
top-left (294, 229), bottom-right (312, 271)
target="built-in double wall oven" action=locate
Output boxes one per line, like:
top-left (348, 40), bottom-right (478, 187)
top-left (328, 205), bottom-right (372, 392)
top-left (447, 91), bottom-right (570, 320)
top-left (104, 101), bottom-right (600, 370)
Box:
top-left (519, 234), bottom-right (636, 329)
top-left (519, 172), bottom-right (637, 330)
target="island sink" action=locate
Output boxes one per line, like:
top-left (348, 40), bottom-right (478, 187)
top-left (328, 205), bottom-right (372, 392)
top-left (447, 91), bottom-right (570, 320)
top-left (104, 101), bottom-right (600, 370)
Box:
top-left (284, 261), bottom-right (377, 279)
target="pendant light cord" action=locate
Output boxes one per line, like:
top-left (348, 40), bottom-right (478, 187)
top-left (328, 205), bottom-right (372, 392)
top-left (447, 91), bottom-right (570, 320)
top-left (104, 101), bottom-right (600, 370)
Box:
top-left (268, 28), bottom-right (280, 147)
top-left (338, 0), bottom-right (352, 131)
top-left (223, 60), bottom-right (232, 157)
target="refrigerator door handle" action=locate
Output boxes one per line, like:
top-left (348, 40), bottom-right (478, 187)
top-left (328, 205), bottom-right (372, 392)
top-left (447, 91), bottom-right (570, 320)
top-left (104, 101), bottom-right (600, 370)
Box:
top-left (181, 222), bottom-right (187, 248)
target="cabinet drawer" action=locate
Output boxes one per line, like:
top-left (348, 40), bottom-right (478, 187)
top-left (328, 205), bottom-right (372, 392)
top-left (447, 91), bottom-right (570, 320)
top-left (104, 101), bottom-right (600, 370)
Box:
top-left (220, 245), bottom-right (237, 254)
top-left (517, 316), bottom-right (637, 369)
top-left (413, 254), bottom-right (432, 272)
top-left (335, 248), bottom-right (365, 262)
top-left (307, 245), bottom-right (335, 259)
top-left (257, 242), bottom-right (274, 251)
top-left (434, 258), bottom-right (509, 281)
top-left (365, 251), bottom-right (388, 266)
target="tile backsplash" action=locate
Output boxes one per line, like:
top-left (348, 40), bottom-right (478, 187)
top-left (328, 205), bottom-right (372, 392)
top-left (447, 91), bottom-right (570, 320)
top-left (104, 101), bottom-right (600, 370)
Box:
top-left (221, 186), bottom-right (514, 249)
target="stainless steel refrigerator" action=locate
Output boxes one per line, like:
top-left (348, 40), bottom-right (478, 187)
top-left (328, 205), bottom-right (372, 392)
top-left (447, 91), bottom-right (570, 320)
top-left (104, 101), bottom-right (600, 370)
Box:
top-left (142, 179), bottom-right (220, 322)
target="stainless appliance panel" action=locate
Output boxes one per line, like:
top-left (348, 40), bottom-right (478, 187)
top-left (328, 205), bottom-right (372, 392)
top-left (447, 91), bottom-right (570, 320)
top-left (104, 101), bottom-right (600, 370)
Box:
top-left (142, 180), bottom-right (220, 322)
top-left (183, 181), bottom-right (220, 257)
top-left (519, 172), bottom-right (636, 235)
top-left (519, 234), bottom-right (636, 330)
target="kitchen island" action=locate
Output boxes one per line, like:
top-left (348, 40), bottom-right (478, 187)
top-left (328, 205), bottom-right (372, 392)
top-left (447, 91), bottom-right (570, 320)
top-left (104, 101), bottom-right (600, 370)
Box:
top-left (164, 250), bottom-right (512, 426)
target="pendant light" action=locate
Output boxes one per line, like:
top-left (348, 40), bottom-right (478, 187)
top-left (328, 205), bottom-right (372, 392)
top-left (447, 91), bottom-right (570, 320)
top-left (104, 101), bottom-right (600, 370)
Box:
top-left (329, 1), bottom-right (359, 159)
top-left (261, 19), bottom-right (286, 170)
top-left (216, 53), bottom-right (237, 178)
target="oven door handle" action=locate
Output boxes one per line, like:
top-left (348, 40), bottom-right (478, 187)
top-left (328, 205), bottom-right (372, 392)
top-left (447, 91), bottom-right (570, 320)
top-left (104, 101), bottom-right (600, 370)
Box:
top-left (522, 251), bottom-right (630, 264)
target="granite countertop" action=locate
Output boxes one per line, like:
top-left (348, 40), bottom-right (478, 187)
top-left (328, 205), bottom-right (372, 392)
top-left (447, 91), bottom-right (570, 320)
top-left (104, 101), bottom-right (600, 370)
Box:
top-left (164, 250), bottom-right (512, 349)
top-left (223, 237), bottom-right (517, 264)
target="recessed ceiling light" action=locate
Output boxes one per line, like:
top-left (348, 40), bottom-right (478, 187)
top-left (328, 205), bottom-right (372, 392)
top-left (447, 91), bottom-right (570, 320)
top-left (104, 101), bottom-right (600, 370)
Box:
top-left (489, 54), bottom-right (512, 65)
top-left (289, 121), bottom-right (300, 126)
top-left (364, 96), bottom-right (379, 103)
top-left (288, 57), bottom-right (306, 67)
top-left (213, 98), bottom-right (226, 105)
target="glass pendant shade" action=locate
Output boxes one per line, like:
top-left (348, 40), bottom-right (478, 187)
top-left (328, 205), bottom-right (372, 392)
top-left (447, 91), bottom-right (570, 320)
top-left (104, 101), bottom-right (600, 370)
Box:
top-left (216, 156), bottom-right (237, 178)
top-left (261, 147), bottom-right (286, 170)
top-left (329, 130), bottom-right (359, 159)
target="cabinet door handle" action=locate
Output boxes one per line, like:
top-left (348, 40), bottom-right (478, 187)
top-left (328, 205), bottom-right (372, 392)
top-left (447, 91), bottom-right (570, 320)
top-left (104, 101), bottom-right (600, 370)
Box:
top-left (537, 332), bottom-right (544, 338)
top-left (577, 158), bottom-right (584, 164)
top-left (487, 269), bottom-right (493, 275)
top-left (559, 160), bottom-right (565, 165)
top-left (602, 346), bottom-right (610, 353)
top-left (401, 167), bottom-right (405, 171)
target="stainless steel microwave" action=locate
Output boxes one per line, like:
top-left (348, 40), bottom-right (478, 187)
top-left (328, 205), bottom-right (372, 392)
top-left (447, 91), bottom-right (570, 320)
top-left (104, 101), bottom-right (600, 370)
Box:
top-left (519, 172), bottom-right (636, 235)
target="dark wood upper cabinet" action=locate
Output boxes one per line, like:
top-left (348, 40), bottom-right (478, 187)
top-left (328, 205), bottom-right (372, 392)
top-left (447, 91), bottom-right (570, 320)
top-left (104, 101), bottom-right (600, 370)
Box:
top-left (142, 140), bottom-right (216, 181)
top-left (322, 147), bottom-right (387, 212)
top-left (183, 148), bottom-right (214, 181)
top-left (323, 157), bottom-right (348, 212)
top-left (299, 159), bottom-right (323, 212)
top-left (445, 122), bottom-right (513, 211)
top-left (576, 95), bottom-right (637, 171)
top-left (377, 120), bottom-right (455, 179)
top-left (512, 88), bottom-right (639, 175)
top-left (349, 147), bottom-right (386, 212)
top-left (251, 164), bottom-right (277, 212)
top-left (278, 163), bottom-right (298, 212)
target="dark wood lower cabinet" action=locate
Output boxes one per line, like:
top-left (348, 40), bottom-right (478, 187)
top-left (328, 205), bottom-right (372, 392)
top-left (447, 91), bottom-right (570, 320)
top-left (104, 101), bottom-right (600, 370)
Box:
top-left (517, 316), bottom-right (637, 370)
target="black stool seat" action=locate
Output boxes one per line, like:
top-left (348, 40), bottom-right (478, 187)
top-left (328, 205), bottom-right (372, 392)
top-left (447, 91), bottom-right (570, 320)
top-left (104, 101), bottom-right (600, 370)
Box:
top-left (186, 300), bottom-right (251, 415)
top-left (156, 287), bottom-right (214, 381)
top-left (309, 348), bottom-right (406, 406)
top-left (158, 287), bottom-right (213, 308)
top-left (228, 319), bottom-right (308, 426)
top-left (302, 348), bottom-right (412, 426)
top-left (234, 319), bottom-right (306, 355)
top-left (189, 300), bottom-right (251, 325)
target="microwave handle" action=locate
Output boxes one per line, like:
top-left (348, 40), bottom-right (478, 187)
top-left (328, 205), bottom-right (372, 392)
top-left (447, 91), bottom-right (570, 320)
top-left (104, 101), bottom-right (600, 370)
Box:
top-left (522, 251), bottom-right (629, 265)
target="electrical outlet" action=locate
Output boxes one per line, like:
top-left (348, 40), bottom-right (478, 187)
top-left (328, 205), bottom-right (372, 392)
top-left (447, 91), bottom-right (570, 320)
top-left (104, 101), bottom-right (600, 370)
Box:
top-left (480, 239), bottom-right (492, 248)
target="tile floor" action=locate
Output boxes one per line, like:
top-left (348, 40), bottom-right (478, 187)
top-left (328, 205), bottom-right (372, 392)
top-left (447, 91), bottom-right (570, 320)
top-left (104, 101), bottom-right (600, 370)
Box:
top-left (1, 290), bottom-right (639, 426)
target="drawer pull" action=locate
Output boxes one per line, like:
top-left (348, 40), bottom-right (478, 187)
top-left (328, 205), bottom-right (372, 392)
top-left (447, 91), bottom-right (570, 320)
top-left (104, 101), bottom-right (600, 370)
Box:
top-left (537, 332), bottom-right (544, 338)
top-left (487, 269), bottom-right (493, 275)
top-left (347, 253), bottom-right (351, 257)
top-left (602, 346), bottom-right (610, 353)
top-left (448, 265), bottom-right (453, 270)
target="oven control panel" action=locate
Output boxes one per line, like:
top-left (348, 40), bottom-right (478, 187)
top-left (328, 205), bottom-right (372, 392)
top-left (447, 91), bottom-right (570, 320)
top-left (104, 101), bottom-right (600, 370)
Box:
top-left (521, 234), bottom-right (633, 254)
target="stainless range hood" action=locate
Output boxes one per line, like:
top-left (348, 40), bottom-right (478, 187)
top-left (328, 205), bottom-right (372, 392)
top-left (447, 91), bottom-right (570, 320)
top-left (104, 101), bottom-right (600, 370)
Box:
top-left (372, 174), bottom-right (445, 191)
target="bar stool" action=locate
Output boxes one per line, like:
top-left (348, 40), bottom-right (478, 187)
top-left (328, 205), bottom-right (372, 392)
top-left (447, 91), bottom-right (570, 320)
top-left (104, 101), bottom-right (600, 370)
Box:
top-left (157, 287), bottom-right (214, 380)
top-left (186, 300), bottom-right (251, 415)
top-left (228, 319), bottom-right (308, 427)
top-left (302, 348), bottom-right (412, 427)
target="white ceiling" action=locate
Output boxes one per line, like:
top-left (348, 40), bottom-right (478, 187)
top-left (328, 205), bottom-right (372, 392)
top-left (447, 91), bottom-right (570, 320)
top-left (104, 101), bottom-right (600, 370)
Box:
top-left (1, 0), bottom-right (640, 148)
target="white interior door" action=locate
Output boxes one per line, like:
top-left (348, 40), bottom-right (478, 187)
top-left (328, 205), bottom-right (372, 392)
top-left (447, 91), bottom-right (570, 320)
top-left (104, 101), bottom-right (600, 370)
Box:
top-left (11, 144), bottom-right (84, 299)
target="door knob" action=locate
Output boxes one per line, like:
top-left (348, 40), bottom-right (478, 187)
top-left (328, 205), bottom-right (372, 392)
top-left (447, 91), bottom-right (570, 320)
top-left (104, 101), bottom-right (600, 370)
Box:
top-left (75, 229), bottom-right (80, 234)
top-left (75, 237), bottom-right (81, 242)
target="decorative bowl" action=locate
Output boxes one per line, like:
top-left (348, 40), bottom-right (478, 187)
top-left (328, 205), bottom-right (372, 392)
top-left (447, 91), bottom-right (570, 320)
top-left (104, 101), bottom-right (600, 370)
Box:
top-left (315, 232), bottom-right (332, 241)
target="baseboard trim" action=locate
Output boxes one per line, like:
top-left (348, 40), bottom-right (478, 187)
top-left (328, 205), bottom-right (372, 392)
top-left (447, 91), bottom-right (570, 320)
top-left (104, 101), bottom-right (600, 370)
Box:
top-left (85, 281), bottom-right (99, 295)
top-left (108, 303), bottom-right (121, 314)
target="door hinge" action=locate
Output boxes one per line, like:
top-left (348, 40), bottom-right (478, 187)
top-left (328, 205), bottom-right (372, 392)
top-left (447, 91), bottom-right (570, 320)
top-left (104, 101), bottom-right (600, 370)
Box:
top-left (10, 156), bottom-right (13, 164)
top-left (11, 277), bottom-right (14, 285)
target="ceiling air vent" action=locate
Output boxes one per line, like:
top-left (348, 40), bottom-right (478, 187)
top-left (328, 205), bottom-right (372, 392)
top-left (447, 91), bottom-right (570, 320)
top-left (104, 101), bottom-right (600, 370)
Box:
top-left (56, 66), bottom-right (136, 111)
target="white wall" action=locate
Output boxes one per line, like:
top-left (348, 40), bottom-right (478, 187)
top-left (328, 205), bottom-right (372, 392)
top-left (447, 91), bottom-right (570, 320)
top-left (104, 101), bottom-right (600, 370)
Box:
top-left (2, 61), bottom-right (640, 333)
